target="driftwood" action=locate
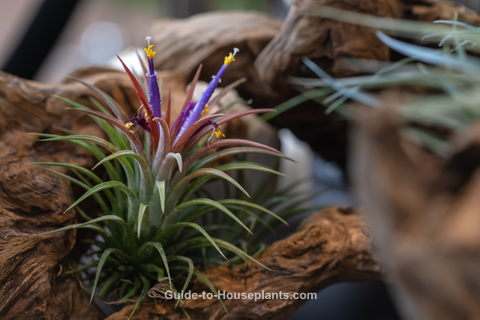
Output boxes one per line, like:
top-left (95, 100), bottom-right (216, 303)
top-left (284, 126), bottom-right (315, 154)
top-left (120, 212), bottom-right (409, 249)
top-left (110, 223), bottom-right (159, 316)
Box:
top-left (2, 1), bottom-right (480, 319)
top-left (149, 0), bottom-right (480, 169)
top-left (0, 70), bottom-right (378, 319)
top-left (107, 206), bottom-right (379, 320)
top-left (150, 11), bottom-right (281, 104)
top-left (0, 71), bottom-right (106, 320)
top-left (351, 99), bottom-right (480, 320)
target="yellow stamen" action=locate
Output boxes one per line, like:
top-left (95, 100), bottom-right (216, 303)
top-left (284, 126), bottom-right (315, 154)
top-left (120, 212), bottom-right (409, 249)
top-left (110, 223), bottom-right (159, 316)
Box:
top-left (201, 104), bottom-right (209, 117)
top-left (214, 126), bottom-right (226, 139)
top-left (224, 47), bottom-right (240, 65)
top-left (224, 53), bottom-right (235, 65)
top-left (125, 121), bottom-right (134, 129)
top-left (144, 36), bottom-right (156, 59)
top-left (144, 44), bottom-right (156, 59)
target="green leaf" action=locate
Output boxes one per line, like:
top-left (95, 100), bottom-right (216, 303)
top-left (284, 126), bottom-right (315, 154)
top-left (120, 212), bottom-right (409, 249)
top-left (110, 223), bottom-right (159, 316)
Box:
top-left (120, 276), bottom-right (141, 302)
top-left (92, 150), bottom-right (149, 172)
top-left (172, 256), bottom-right (194, 295)
top-left (88, 97), bottom-right (130, 150)
top-left (302, 58), bottom-right (379, 108)
top-left (39, 134), bottom-right (118, 153)
top-left (156, 180), bottom-right (166, 213)
top-left (262, 88), bottom-right (330, 121)
top-left (92, 150), bottom-right (152, 200)
top-left (33, 162), bottom-right (116, 213)
top-left (98, 272), bottom-right (126, 298)
top-left (214, 238), bottom-right (270, 270)
top-left (37, 167), bottom-right (89, 190)
top-left (220, 199), bottom-right (288, 225)
top-left (41, 215), bottom-right (125, 235)
top-left (64, 181), bottom-right (135, 214)
top-left (33, 161), bottom-right (104, 184)
top-left (91, 248), bottom-right (117, 302)
top-left (176, 198), bottom-right (252, 235)
top-left (53, 95), bottom-right (90, 111)
top-left (193, 268), bottom-right (227, 313)
top-left (190, 146), bottom-right (290, 172)
top-left (376, 32), bottom-right (480, 72)
top-left (141, 264), bottom-right (165, 281)
top-left (71, 77), bottom-right (127, 121)
top-left (129, 274), bottom-right (150, 319)
top-left (137, 203), bottom-right (148, 239)
top-left (164, 222), bottom-right (226, 260)
top-left (215, 161), bottom-right (284, 176)
top-left (166, 152), bottom-right (183, 172)
top-left (177, 168), bottom-right (250, 199)
top-left (139, 241), bottom-right (172, 289)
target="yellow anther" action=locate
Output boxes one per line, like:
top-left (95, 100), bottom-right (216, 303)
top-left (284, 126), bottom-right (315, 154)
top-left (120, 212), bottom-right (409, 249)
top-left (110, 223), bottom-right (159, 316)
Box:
top-left (214, 126), bottom-right (226, 139)
top-left (144, 44), bottom-right (156, 59)
top-left (224, 47), bottom-right (239, 65)
top-left (224, 52), bottom-right (236, 65)
top-left (201, 104), bottom-right (209, 117)
top-left (125, 121), bottom-right (134, 129)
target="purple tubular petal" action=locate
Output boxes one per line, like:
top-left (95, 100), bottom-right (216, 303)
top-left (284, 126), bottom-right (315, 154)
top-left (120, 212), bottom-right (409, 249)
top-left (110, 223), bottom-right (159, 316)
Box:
top-left (146, 57), bottom-right (162, 119)
top-left (127, 115), bottom-right (151, 132)
top-left (136, 117), bottom-right (151, 132)
top-left (175, 64), bottom-right (228, 140)
top-left (178, 101), bottom-right (195, 128)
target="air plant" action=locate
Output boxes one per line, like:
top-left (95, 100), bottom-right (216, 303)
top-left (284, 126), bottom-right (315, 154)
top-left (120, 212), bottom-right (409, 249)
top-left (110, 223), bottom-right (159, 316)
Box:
top-left (38, 36), bottom-right (290, 316)
top-left (272, 7), bottom-right (480, 157)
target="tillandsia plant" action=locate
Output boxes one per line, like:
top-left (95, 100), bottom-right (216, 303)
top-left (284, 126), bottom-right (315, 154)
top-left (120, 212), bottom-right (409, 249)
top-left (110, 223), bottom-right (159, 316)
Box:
top-left (38, 36), bottom-right (290, 316)
top-left (270, 6), bottom-right (480, 157)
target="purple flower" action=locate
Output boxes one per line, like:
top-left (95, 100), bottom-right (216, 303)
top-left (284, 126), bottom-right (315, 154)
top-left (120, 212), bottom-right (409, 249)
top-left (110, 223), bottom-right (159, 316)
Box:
top-left (144, 36), bottom-right (162, 119)
top-left (172, 101), bottom-right (195, 132)
top-left (125, 114), bottom-right (151, 132)
top-left (175, 48), bottom-right (239, 141)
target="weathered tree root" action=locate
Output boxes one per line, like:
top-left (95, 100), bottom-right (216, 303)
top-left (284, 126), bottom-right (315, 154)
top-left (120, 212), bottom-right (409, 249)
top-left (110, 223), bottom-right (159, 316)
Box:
top-left (0, 71), bottom-right (378, 320)
top-left (107, 206), bottom-right (380, 320)
top-left (0, 71), bottom-right (109, 320)
top-left (148, 1), bottom-right (480, 170)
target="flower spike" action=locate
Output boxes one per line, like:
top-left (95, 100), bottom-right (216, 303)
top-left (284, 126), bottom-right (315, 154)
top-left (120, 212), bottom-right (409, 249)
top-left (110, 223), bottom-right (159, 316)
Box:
top-left (144, 36), bottom-right (162, 119)
top-left (175, 48), bottom-right (239, 142)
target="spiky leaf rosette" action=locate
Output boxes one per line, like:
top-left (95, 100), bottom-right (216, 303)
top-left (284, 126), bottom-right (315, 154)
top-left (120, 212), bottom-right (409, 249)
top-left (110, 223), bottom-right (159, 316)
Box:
top-left (276, 8), bottom-right (480, 156)
top-left (38, 37), bottom-right (289, 316)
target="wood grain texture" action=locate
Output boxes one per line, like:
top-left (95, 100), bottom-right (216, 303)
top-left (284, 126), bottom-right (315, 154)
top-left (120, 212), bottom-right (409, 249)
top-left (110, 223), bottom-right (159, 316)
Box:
top-left (2, 1), bottom-right (479, 318)
top-left (0, 70), bottom-right (376, 319)
top-left (107, 206), bottom-right (380, 320)
top-left (150, 11), bottom-right (281, 103)
top-left (0, 71), bottom-right (110, 320)
top-left (0, 69), bottom-right (284, 320)
top-left (148, 1), bottom-right (480, 170)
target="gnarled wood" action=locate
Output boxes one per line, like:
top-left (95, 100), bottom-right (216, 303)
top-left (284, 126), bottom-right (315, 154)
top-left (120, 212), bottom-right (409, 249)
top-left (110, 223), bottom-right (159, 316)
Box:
top-left (107, 206), bottom-right (380, 320)
top-left (150, 11), bottom-right (281, 103)
top-left (0, 71), bottom-right (109, 320)
top-left (0, 71), bottom-right (379, 320)
top-left (2, 1), bottom-right (479, 318)
top-left (147, 1), bottom-right (480, 170)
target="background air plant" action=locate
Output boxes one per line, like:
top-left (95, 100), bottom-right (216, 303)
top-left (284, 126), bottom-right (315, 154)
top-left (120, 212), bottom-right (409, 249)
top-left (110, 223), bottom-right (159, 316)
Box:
top-left (273, 7), bottom-right (480, 157)
top-left (37, 36), bottom-right (292, 315)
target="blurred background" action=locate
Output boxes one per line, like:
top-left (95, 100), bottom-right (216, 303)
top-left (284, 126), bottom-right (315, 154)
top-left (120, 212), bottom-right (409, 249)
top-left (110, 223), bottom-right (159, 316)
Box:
top-left (1, 0), bottom-right (479, 319)
top-left (0, 0), bottom-right (286, 82)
